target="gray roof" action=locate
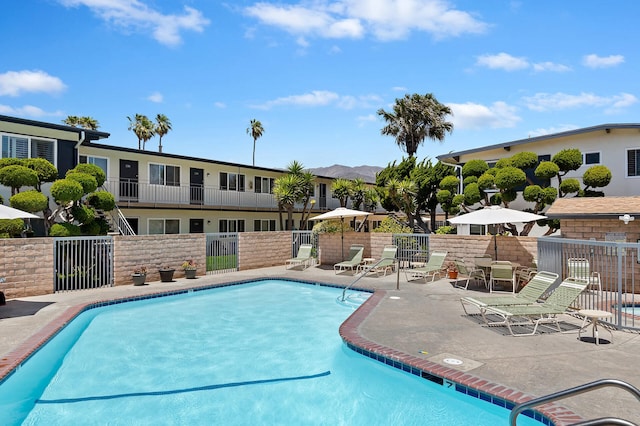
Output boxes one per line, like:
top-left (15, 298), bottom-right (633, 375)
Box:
top-left (436, 123), bottom-right (640, 163)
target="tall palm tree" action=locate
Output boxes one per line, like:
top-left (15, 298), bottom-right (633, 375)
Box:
top-left (331, 178), bottom-right (353, 208)
top-left (127, 114), bottom-right (155, 150)
top-left (63, 116), bottom-right (99, 130)
top-left (273, 174), bottom-right (300, 230)
top-left (377, 93), bottom-right (453, 157)
top-left (155, 114), bottom-right (172, 153)
top-left (246, 119), bottom-right (264, 166)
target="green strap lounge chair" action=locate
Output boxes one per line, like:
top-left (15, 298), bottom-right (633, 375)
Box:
top-left (460, 271), bottom-right (559, 315)
top-left (405, 251), bottom-right (448, 283)
top-left (334, 244), bottom-right (364, 274)
top-left (285, 244), bottom-right (314, 270)
top-left (362, 245), bottom-right (398, 277)
top-left (453, 259), bottom-right (487, 290)
top-left (480, 278), bottom-right (589, 336)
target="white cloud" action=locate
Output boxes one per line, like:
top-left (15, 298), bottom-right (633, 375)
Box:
top-left (582, 54), bottom-right (625, 69)
top-left (214, 102), bottom-right (226, 108)
top-left (244, 0), bottom-right (487, 42)
top-left (532, 61), bottom-right (571, 72)
top-left (392, 86), bottom-right (408, 92)
top-left (252, 90), bottom-right (380, 110)
top-left (523, 92), bottom-right (637, 112)
top-left (475, 52), bottom-right (529, 71)
top-left (147, 92), bottom-right (163, 103)
top-left (527, 124), bottom-right (579, 138)
top-left (58, 0), bottom-right (209, 46)
top-left (447, 101), bottom-right (520, 129)
top-left (0, 70), bottom-right (67, 97)
top-left (0, 104), bottom-right (64, 117)
top-left (356, 113), bottom-right (377, 126)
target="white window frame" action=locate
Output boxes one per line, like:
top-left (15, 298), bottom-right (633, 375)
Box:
top-left (80, 155), bottom-right (109, 178)
top-left (219, 219), bottom-right (245, 233)
top-left (254, 176), bottom-right (274, 194)
top-left (148, 218), bottom-right (180, 234)
top-left (220, 172), bottom-right (245, 192)
top-left (583, 151), bottom-right (601, 165)
top-left (1, 132), bottom-right (57, 166)
top-left (254, 219), bottom-right (276, 231)
top-left (626, 148), bottom-right (640, 178)
top-left (149, 163), bottom-right (181, 187)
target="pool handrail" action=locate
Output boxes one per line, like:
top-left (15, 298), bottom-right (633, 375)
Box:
top-left (341, 257), bottom-right (400, 301)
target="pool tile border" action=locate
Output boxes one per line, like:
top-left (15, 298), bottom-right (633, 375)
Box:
top-left (0, 278), bottom-right (583, 425)
top-left (338, 289), bottom-right (585, 426)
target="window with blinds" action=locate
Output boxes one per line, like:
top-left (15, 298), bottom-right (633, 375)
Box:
top-left (1, 134), bottom-right (56, 165)
top-left (628, 149), bottom-right (640, 177)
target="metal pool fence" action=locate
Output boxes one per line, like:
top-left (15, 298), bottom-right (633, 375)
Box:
top-left (54, 236), bottom-right (113, 292)
top-left (291, 231), bottom-right (318, 265)
top-left (393, 233), bottom-right (430, 268)
top-left (206, 233), bottom-right (238, 274)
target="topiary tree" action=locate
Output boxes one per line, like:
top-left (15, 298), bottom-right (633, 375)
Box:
top-left (0, 218), bottom-right (26, 238)
top-left (0, 165), bottom-right (38, 196)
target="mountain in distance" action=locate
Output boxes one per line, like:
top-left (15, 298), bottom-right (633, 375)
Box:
top-left (309, 164), bottom-right (383, 183)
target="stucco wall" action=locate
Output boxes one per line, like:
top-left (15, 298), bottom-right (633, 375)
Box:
top-left (238, 231), bottom-right (291, 270)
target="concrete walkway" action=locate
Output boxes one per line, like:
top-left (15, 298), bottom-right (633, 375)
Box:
top-left (1, 265), bottom-right (639, 424)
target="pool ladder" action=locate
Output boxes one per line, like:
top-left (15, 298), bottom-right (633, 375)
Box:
top-left (510, 378), bottom-right (640, 426)
top-left (341, 258), bottom-right (400, 302)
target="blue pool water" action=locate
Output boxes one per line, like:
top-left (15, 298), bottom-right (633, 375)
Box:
top-left (1, 280), bottom-right (542, 425)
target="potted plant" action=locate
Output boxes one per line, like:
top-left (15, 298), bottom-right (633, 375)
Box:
top-left (182, 259), bottom-right (197, 279)
top-left (446, 262), bottom-right (458, 279)
top-left (131, 266), bottom-right (147, 286)
top-left (159, 265), bottom-right (175, 282)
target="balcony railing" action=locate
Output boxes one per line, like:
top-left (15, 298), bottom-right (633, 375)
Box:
top-left (103, 178), bottom-right (345, 211)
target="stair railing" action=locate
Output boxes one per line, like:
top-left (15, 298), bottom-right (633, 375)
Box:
top-left (510, 378), bottom-right (640, 426)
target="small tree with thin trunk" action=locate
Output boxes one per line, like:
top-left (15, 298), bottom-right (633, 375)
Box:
top-left (246, 119), bottom-right (264, 166)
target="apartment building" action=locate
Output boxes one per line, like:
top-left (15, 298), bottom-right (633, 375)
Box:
top-left (0, 115), bottom-right (350, 235)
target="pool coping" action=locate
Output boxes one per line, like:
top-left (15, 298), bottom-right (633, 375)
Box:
top-left (0, 277), bottom-right (583, 425)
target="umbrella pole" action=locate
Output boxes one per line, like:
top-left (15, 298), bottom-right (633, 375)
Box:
top-left (341, 217), bottom-right (345, 260)
top-left (494, 233), bottom-right (498, 260)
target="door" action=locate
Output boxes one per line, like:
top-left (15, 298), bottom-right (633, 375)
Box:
top-left (318, 183), bottom-right (327, 209)
top-left (189, 218), bottom-right (204, 233)
top-left (119, 160), bottom-right (139, 201)
top-left (190, 167), bottom-right (204, 205)
top-left (126, 218), bottom-right (139, 235)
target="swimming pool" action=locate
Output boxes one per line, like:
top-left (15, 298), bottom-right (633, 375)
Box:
top-left (1, 280), bottom-right (545, 425)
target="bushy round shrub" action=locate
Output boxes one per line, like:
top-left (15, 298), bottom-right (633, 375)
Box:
top-left (0, 218), bottom-right (25, 237)
top-left (461, 159), bottom-right (488, 178)
top-left (50, 179), bottom-right (84, 203)
top-left (87, 191), bottom-right (116, 211)
top-left (371, 217), bottom-right (412, 233)
top-left (71, 163), bottom-right (106, 187)
top-left (0, 165), bottom-right (38, 190)
top-left (49, 222), bottom-right (81, 237)
top-left (583, 165), bottom-right (612, 188)
top-left (10, 190), bottom-right (48, 213)
top-left (65, 172), bottom-right (98, 194)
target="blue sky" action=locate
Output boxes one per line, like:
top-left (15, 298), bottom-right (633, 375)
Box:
top-left (1, 1), bottom-right (638, 170)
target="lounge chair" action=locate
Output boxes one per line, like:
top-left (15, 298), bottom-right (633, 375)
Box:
top-left (362, 245), bottom-right (398, 277)
top-left (285, 244), bottom-right (313, 270)
top-left (405, 251), bottom-right (448, 283)
top-left (567, 258), bottom-right (602, 294)
top-left (481, 277), bottom-right (589, 336)
top-left (334, 244), bottom-right (364, 274)
top-left (460, 271), bottom-right (559, 315)
top-left (453, 259), bottom-right (487, 290)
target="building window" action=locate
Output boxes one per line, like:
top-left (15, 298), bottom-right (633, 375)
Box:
top-left (150, 164), bottom-right (180, 186)
top-left (254, 176), bottom-right (274, 194)
top-left (148, 219), bottom-right (180, 234)
top-left (627, 149), bottom-right (640, 177)
top-left (79, 155), bottom-right (108, 177)
top-left (584, 152), bottom-right (600, 165)
top-left (1, 134), bottom-right (56, 165)
top-left (220, 172), bottom-right (245, 191)
top-left (219, 219), bottom-right (245, 232)
top-left (254, 219), bottom-right (276, 231)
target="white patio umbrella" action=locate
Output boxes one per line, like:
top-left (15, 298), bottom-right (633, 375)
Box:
top-left (0, 204), bottom-right (39, 219)
top-left (448, 206), bottom-right (546, 259)
top-left (311, 207), bottom-right (372, 260)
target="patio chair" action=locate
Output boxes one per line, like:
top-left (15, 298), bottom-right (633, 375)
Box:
top-left (489, 261), bottom-right (516, 294)
top-left (567, 258), bottom-right (602, 294)
top-left (460, 271), bottom-right (559, 315)
top-left (453, 259), bottom-right (487, 290)
top-left (334, 244), bottom-right (364, 274)
top-left (285, 244), bottom-right (313, 270)
top-left (362, 245), bottom-right (398, 277)
top-left (405, 251), bottom-right (448, 283)
top-left (481, 277), bottom-right (589, 336)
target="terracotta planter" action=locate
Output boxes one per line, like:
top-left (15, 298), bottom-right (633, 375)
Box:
top-left (132, 273), bottom-right (146, 286)
top-left (159, 269), bottom-right (175, 282)
top-left (184, 268), bottom-right (197, 279)
top-left (448, 271), bottom-right (458, 279)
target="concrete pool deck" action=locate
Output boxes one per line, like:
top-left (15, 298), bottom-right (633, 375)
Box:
top-left (1, 265), bottom-right (639, 424)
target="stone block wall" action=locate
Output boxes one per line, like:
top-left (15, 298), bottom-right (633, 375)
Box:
top-left (238, 231), bottom-right (291, 270)
top-left (318, 232), bottom-right (373, 265)
top-left (429, 234), bottom-right (538, 267)
top-left (114, 234), bottom-right (206, 285)
top-left (0, 237), bottom-right (53, 298)
top-left (560, 219), bottom-right (640, 243)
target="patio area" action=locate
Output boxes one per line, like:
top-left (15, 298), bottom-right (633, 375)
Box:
top-left (1, 265), bottom-right (639, 424)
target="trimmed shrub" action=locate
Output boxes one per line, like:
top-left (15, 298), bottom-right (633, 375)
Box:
top-left (49, 222), bottom-right (81, 237)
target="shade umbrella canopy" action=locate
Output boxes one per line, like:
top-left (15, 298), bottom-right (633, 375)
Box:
top-left (0, 204), bottom-right (39, 220)
top-left (311, 207), bottom-right (372, 260)
top-left (448, 206), bottom-right (546, 259)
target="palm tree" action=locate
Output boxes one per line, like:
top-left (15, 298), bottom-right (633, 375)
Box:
top-left (273, 174), bottom-right (300, 230)
top-left (155, 114), bottom-right (171, 152)
top-left (63, 116), bottom-right (99, 130)
top-left (246, 119), bottom-right (264, 166)
top-left (155, 114), bottom-right (172, 153)
top-left (377, 93), bottom-right (453, 157)
top-left (127, 114), bottom-right (155, 150)
top-left (331, 178), bottom-right (353, 208)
